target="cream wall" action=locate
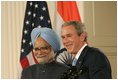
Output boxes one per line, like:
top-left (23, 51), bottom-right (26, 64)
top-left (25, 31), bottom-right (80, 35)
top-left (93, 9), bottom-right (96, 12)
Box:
top-left (1, 1), bottom-right (26, 78)
top-left (1, 1), bottom-right (117, 79)
top-left (84, 2), bottom-right (117, 78)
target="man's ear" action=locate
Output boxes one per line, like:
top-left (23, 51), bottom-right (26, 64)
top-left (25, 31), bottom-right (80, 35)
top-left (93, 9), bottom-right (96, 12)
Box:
top-left (80, 32), bottom-right (87, 41)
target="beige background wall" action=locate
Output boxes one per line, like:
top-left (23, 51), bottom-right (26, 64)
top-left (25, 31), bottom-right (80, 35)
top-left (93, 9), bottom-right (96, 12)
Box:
top-left (84, 1), bottom-right (117, 78)
top-left (1, 1), bottom-right (117, 79)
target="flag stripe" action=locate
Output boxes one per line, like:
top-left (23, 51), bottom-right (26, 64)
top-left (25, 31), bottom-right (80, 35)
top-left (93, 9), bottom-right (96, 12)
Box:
top-left (55, 12), bottom-right (64, 48)
top-left (57, 1), bottom-right (81, 22)
top-left (27, 52), bottom-right (35, 65)
top-left (20, 57), bottom-right (30, 69)
top-left (32, 51), bottom-right (38, 63)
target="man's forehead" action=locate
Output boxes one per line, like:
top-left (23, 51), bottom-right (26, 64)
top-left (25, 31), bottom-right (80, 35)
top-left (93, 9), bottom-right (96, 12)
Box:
top-left (62, 26), bottom-right (76, 31)
top-left (35, 37), bottom-right (49, 46)
top-left (61, 27), bottom-right (77, 35)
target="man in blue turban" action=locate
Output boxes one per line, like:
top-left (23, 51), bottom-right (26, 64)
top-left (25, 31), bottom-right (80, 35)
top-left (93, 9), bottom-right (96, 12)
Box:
top-left (21, 27), bottom-right (68, 79)
top-left (31, 27), bottom-right (61, 64)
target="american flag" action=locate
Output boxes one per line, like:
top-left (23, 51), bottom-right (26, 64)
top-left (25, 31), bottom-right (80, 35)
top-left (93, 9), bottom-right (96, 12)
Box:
top-left (20, 1), bottom-right (52, 69)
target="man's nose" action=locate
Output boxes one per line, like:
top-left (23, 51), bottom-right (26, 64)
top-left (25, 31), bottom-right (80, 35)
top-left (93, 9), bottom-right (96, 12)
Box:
top-left (37, 50), bottom-right (43, 54)
top-left (63, 37), bottom-right (69, 43)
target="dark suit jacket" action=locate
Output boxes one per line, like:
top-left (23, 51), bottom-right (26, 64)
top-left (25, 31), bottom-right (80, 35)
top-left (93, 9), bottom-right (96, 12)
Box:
top-left (21, 61), bottom-right (68, 79)
top-left (56, 46), bottom-right (112, 79)
top-left (76, 46), bottom-right (112, 79)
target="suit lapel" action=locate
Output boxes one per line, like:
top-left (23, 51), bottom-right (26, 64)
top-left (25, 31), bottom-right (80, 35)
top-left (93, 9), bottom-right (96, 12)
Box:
top-left (76, 46), bottom-right (89, 68)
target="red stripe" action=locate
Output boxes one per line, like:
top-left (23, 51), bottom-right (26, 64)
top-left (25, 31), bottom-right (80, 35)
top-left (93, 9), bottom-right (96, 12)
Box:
top-left (32, 51), bottom-right (38, 64)
top-left (20, 57), bottom-right (30, 69)
top-left (58, 1), bottom-right (81, 22)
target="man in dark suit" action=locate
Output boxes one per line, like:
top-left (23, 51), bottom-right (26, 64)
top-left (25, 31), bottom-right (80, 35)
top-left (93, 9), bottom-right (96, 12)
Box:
top-left (57, 21), bottom-right (112, 79)
top-left (21, 27), bottom-right (68, 79)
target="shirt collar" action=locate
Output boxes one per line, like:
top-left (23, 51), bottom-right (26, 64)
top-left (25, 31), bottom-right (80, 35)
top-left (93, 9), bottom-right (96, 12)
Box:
top-left (72, 43), bottom-right (87, 66)
top-left (75, 43), bottom-right (87, 60)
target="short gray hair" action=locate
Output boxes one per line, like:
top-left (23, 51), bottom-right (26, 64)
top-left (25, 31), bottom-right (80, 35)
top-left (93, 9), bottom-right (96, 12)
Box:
top-left (62, 21), bottom-right (87, 41)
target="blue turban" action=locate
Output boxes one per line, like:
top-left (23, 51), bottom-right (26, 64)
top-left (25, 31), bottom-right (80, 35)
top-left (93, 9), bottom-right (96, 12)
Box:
top-left (31, 27), bottom-right (60, 52)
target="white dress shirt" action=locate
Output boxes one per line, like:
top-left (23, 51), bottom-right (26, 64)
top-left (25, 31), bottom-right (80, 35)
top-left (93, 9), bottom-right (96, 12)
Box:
top-left (72, 43), bottom-right (87, 66)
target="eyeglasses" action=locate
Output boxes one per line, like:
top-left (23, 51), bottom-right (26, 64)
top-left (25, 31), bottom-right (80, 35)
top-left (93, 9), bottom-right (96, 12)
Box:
top-left (33, 46), bottom-right (51, 53)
